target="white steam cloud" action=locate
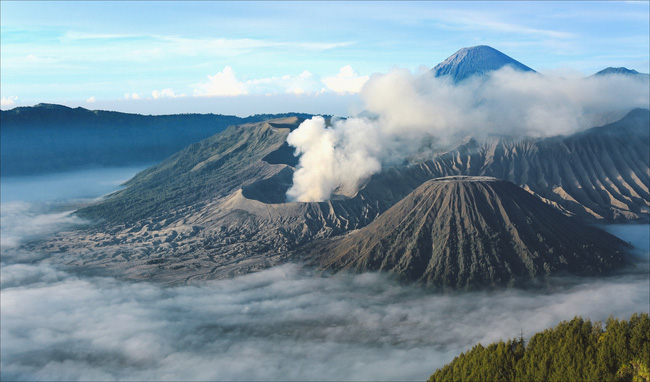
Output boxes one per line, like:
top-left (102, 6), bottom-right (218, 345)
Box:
top-left (286, 117), bottom-right (383, 202)
top-left (286, 68), bottom-right (650, 202)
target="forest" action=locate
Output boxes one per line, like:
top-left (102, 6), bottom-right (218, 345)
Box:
top-left (428, 313), bottom-right (649, 382)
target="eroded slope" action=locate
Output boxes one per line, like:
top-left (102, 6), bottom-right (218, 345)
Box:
top-left (315, 176), bottom-right (629, 289)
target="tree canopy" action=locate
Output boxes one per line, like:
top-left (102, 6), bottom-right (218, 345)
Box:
top-left (429, 313), bottom-right (649, 382)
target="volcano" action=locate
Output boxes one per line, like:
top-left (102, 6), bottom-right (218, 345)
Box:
top-left (316, 176), bottom-right (629, 289)
top-left (431, 45), bottom-right (536, 82)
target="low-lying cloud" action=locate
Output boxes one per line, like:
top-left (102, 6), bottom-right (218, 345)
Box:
top-left (286, 67), bottom-right (650, 202)
top-left (2, 167), bottom-right (649, 381)
top-left (2, 261), bottom-right (648, 381)
top-left (0, 166), bottom-right (145, 256)
top-left (0, 201), bottom-right (86, 251)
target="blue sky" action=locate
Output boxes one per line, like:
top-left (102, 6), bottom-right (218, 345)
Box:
top-left (1, 1), bottom-right (648, 116)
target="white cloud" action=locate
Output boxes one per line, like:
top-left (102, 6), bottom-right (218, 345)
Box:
top-left (246, 70), bottom-right (319, 95)
top-left (0, 201), bottom-right (87, 251)
top-left (1, 261), bottom-right (647, 381)
top-left (1, 96), bottom-right (18, 108)
top-left (151, 88), bottom-right (185, 99)
top-left (451, 14), bottom-right (575, 39)
top-left (322, 65), bottom-right (370, 94)
top-left (193, 67), bottom-right (248, 97)
top-left (86, 96), bottom-right (96, 103)
top-left (124, 92), bottom-right (142, 100)
top-left (61, 31), bottom-right (139, 41)
top-left (299, 71), bottom-right (313, 79)
top-left (193, 68), bottom-right (324, 97)
top-left (288, 66), bottom-right (650, 202)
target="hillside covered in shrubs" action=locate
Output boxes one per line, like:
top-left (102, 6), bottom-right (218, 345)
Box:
top-left (429, 313), bottom-right (649, 382)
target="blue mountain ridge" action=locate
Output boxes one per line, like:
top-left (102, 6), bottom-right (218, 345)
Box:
top-left (592, 67), bottom-right (650, 78)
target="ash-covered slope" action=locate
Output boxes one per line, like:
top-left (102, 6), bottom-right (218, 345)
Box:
top-left (431, 45), bottom-right (535, 82)
top-left (77, 117), bottom-right (304, 223)
top-left (316, 176), bottom-right (629, 289)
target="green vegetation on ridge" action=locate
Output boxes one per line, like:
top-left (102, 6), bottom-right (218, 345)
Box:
top-left (428, 313), bottom-right (650, 382)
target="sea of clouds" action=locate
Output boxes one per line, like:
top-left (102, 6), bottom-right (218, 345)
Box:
top-left (2, 257), bottom-right (648, 381)
top-left (1, 167), bottom-right (649, 381)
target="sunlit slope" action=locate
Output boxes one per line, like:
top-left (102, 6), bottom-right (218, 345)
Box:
top-left (317, 176), bottom-right (628, 288)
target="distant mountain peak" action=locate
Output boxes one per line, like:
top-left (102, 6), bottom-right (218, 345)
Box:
top-left (592, 67), bottom-right (649, 77)
top-left (431, 45), bottom-right (536, 83)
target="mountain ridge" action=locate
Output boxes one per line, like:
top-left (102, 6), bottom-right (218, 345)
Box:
top-left (34, 110), bottom-right (647, 284)
top-left (359, 108), bottom-right (650, 222)
top-left (593, 66), bottom-right (649, 77)
top-left (1, 103), bottom-right (319, 175)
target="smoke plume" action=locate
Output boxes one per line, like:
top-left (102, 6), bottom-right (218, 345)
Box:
top-left (286, 68), bottom-right (650, 202)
